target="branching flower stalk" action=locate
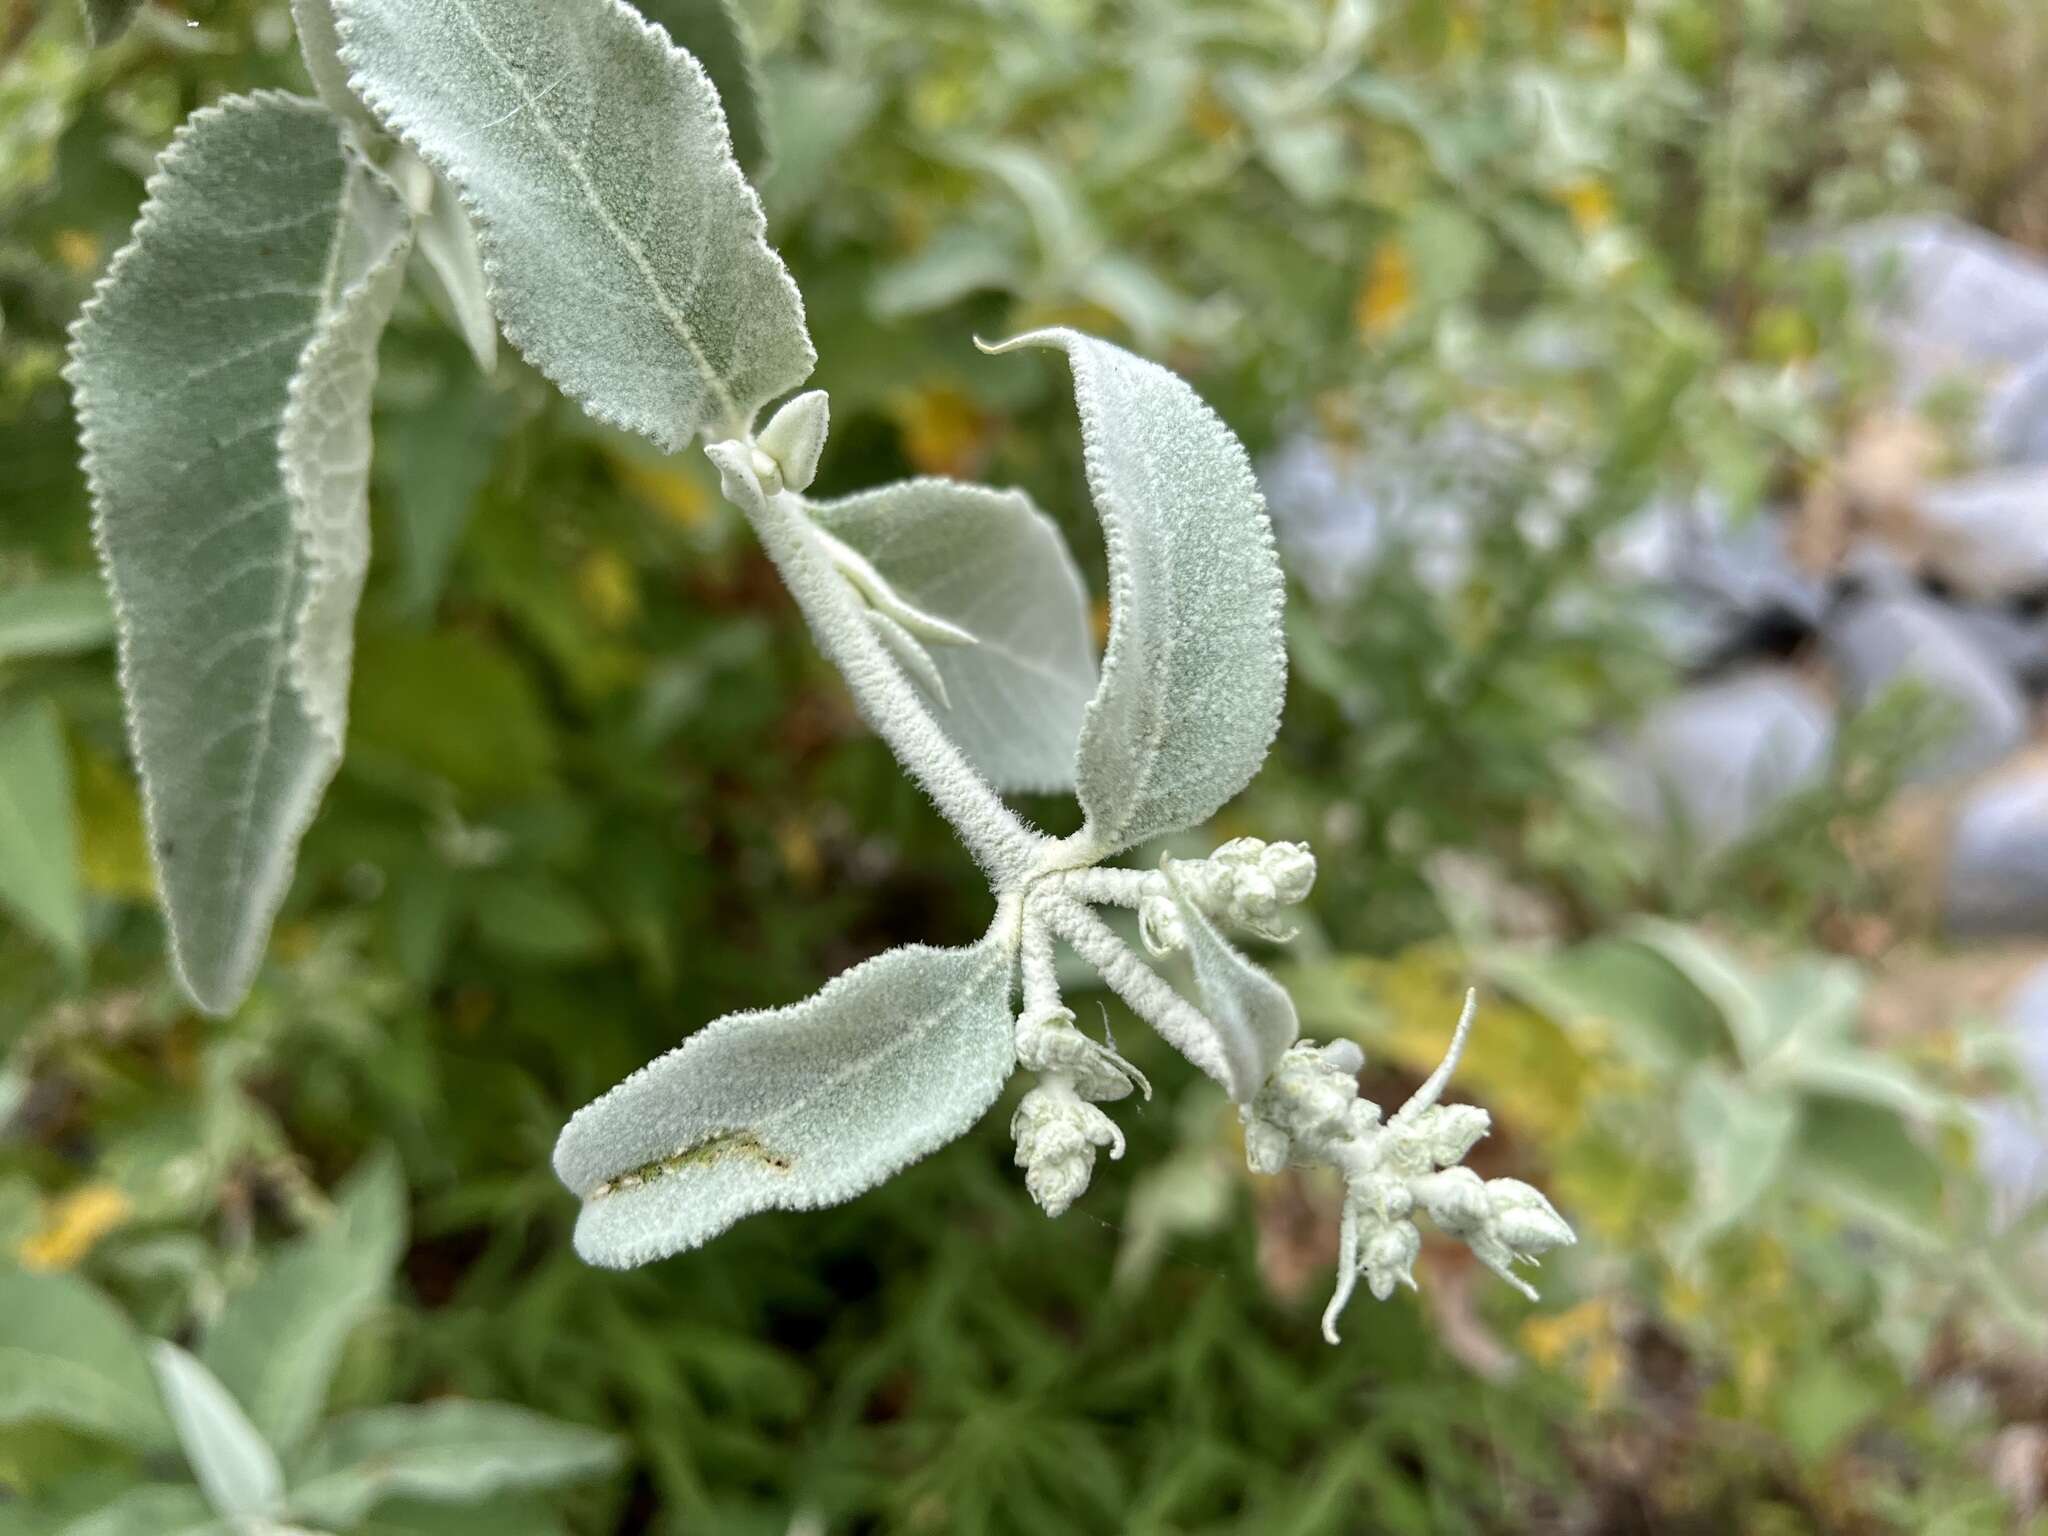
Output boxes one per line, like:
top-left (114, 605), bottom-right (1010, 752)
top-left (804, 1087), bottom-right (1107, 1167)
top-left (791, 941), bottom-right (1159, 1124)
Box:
top-left (64, 0), bottom-right (1572, 1342)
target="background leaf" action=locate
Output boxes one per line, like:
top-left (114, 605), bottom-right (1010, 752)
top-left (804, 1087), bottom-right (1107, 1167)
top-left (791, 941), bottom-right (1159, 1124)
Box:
top-left (555, 939), bottom-right (1015, 1266)
top-left (0, 1270), bottom-right (172, 1451)
top-left (198, 1150), bottom-right (406, 1453)
top-left (77, 0), bottom-right (143, 48)
top-left (0, 578), bottom-right (115, 661)
top-left (334, 0), bottom-right (813, 449)
top-left (66, 92), bottom-right (412, 1014)
top-left (982, 329), bottom-right (1286, 853)
top-left (0, 701), bottom-right (85, 961)
top-left (147, 1343), bottom-right (284, 1521)
top-left (287, 1401), bottom-right (618, 1528)
top-left (807, 478), bottom-right (1097, 792)
top-left (55, 1485), bottom-right (224, 1536)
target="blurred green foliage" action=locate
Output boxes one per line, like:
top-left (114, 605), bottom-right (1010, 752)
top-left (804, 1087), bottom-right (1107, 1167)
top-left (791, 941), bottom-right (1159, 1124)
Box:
top-left (3, 0), bottom-right (2047, 1530)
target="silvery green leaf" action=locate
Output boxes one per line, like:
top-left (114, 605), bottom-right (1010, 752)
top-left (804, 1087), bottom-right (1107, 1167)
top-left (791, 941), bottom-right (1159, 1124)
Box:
top-left (78, 0), bottom-right (144, 47)
top-left (1164, 861), bottom-right (1298, 1101)
top-left (67, 92), bottom-right (412, 1015)
top-left (981, 330), bottom-right (1285, 852)
top-left (0, 701), bottom-right (85, 961)
top-left (0, 1269), bottom-right (173, 1451)
top-left (391, 153), bottom-right (498, 374)
top-left (287, 1401), bottom-right (620, 1528)
top-left (0, 576), bottom-right (115, 660)
top-left (808, 479), bottom-right (1098, 793)
top-left (334, 0), bottom-right (813, 449)
top-left (148, 1342), bottom-right (285, 1521)
top-left (56, 1486), bottom-right (225, 1536)
top-left (556, 939), bottom-right (1015, 1267)
top-left (634, 0), bottom-right (771, 178)
top-left (200, 1149), bottom-right (406, 1452)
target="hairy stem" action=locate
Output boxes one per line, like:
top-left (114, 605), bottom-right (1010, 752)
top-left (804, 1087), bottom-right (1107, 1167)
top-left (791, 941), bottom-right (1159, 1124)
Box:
top-left (1045, 896), bottom-right (1233, 1090)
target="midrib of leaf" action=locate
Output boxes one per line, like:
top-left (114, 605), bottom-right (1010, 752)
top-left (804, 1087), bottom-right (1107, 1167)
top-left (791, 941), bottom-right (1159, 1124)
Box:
top-left (1110, 430), bottom-right (1173, 844)
top-left (444, 0), bottom-right (740, 432)
top-left (215, 170), bottom-right (357, 951)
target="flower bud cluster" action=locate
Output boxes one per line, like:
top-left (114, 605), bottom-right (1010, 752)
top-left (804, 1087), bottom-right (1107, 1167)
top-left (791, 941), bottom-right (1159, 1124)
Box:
top-left (1238, 997), bottom-right (1575, 1342)
top-left (1137, 838), bottom-right (1318, 956)
top-left (1011, 1007), bottom-right (1147, 1217)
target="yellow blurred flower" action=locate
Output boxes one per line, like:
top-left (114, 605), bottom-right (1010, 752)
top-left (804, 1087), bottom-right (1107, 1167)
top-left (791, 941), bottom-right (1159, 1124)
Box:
top-left (18, 1184), bottom-right (131, 1272)
top-left (889, 386), bottom-right (991, 479)
top-left (1355, 241), bottom-right (1413, 341)
top-left (576, 548), bottom-right (641, 630)
top-left (1558, 178), bottom-right (1614, 234)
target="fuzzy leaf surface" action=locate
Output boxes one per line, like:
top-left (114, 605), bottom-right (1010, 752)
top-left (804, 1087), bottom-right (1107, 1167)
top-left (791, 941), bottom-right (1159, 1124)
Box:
top-left (288, 1401), bottom-right (620, 1527)
top-left (808, 478), bottom-right (1097, 792)
top-left (148, 1343), bottom-right (285, 1521)
top-left (334, 0), bottom-right (812, 449)
top-left (635, 0), bottom-right (770, 178)
top-left (983, 329), bottom-right (1284, 851)
top-left (556, 939), bottom-right (1015, 1267)
top-left (1166, 862), bottom-right (1298, 1100)
top-left (67, 92), bottom-right (411, 1014)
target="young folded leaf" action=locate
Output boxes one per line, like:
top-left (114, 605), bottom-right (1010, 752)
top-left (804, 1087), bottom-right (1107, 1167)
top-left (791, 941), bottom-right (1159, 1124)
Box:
top-left (288, 0), bottom-right (379, 130)
top-left (979, 330), bottom-right (1286, 855)
top-left (67, 92), bottom-right (412, 1014)
top-left (808, 479), bottom-right (1098, 792)
top-left (556, 939), bottom-right (1016, 1266)
top-left (333, 0), bottom-right (813, 449)
top-left (1163, 860), bottom-right (1299, 1102)
top-left (392, 153), bottom-right (499, 374)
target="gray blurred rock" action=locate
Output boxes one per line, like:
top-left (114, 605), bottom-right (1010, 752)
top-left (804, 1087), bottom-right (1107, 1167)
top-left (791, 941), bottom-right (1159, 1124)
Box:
top-left (1945, 771), bottom-right (2048, 936)
top-left (1918, 467), bottom-right (2048, 601)
top-left (1973, 964), bottom-right (2048, 1220)
top-left (1604, 496), bottom-right (1825, 670)
top-left (1609, 667), bottom-right (1834, 857)
top-left (1837, 216), bottom-right (2048, 465)
top-left (1823, 593), bottom-right (2029, 782)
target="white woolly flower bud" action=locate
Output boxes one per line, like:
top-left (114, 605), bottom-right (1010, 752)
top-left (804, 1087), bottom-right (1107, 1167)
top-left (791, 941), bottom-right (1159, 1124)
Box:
top-left (1261, 841), bottom-right (1317, 906)
top-left (1250, 1039), bottom-right (1366, 1150)
top-left (1011, 1086), bottom-right (1123, 1218)
top-left (1409, 1103), bottom-right (1491, 1168)
top-left (1137, 886), bottom-right (1186, 957)
top-left (1134, 838), bottom-right (1318, 954)
top-left (1361, 1219), bottom-right (1421, 1300)
top-left (1014, 1006), bottom-right (1147, 1102)
top-left (1486, 1178), bottom-right (1575, 1256)
top-left (1243, 1116), bottom-right (1292, 1175)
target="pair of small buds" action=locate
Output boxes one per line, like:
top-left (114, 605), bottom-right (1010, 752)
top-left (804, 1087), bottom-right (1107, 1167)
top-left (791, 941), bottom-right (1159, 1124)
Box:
top-left (714, 389), bottom-right (830, 501)
top-left (1138, 838), bottom-right (1318, 956)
